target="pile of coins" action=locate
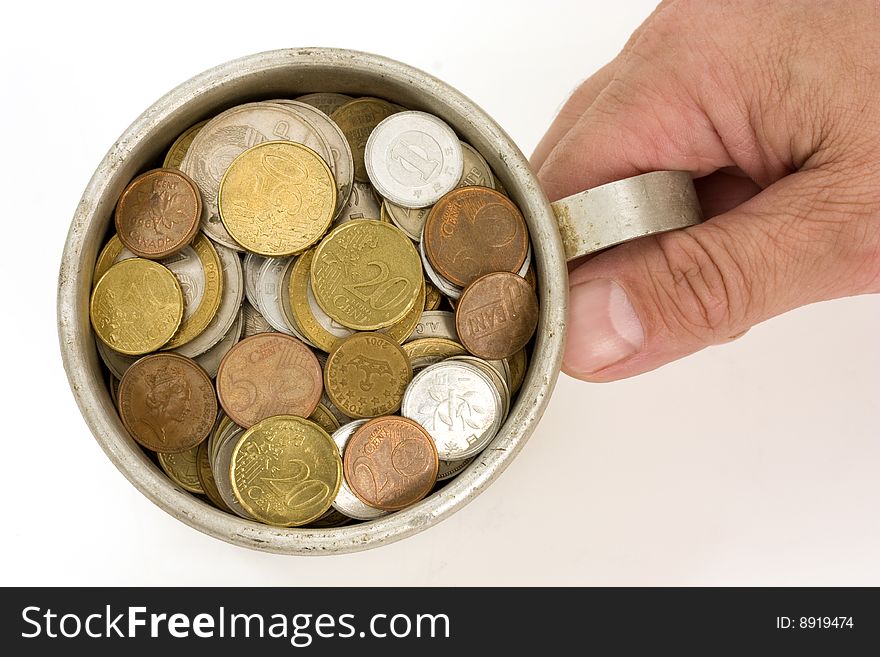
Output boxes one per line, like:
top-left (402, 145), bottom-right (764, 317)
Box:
top-left (90, 93), bottom-right (539, 527)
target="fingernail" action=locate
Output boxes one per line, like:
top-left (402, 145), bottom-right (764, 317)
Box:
top-left (565, 279), bottom-right (644, 376)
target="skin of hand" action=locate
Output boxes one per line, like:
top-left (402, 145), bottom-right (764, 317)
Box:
top-left (533, 0), bottom-right (880, 382)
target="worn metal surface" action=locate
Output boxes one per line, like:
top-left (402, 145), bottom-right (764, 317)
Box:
top-left (57, 48), bottom-right (567, 555)
top-left (551, 170), bottom-right (703, 261)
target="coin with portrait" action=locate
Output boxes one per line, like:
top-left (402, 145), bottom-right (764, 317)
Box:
top-left (118, 353), bottom-right (217, 453)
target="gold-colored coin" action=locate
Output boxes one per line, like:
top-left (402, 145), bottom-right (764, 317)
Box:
top-left (424, 279), bottom-right (442, 311)
top-left (508, 347), bottom-right (529, 396)
top-left (402, 337), bottom-right (467, 370)
top-left (382, 277), bottom-right (424, 344)
top-left (93, 235), bottom-right (125, 287)
top-left (90, 258), bottom-right (183, 355)
top-left (378, 200), bottom-right (393, 224)
top-left (524, 263), bottom-right (537, 291)
top-left (309, 403), bottom-right (341, 435)
top-left (210, 413), bottom-right (233, 465)
top-left (161, 233), bottom-right (223, 350)
top-left (230, 416), bottom-right (341, 527)
top-left (197, 440), bottom-right (233, 513)
top-left (330, 97), bottom-right (396, 182)
top-left (218, 141), bottom-right (336, 256)
top-left (96, 234), bottom-right (223, 351)
top-left (158, 446), bottom-right (205, 494)
top-left (324, 332), bottom-right (412, 418)
top-left (308, 507), bottom-right (351, 528)
top-left (290, 249), bottom-right (423, 352)
top-left (311, 220), bottom-right (422, 330)
top-left (163, 120), bottom-right (208, 170)
top-left (289, 248), bottom-right (345, 353)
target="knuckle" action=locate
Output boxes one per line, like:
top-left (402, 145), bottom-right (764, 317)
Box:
top-left (644, 227), bottom-right (753, 341)
top-left (793, 166), bottom-right (880, 293)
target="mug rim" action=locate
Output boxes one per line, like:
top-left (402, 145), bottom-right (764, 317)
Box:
top-left (57, 47), bottom-right (567, 555)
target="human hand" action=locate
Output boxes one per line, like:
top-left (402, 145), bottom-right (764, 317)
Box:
top-left (533, 0), bottom-right (880, 382)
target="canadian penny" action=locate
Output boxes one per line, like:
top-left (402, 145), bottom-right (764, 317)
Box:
top-left (216, 332), bottom-right (323, 428)
top-left (423, 186), bottom-right (529, 287)
top-left (114, 168), bottom-right (201, 259)
top-left (343, 416), bottom-right (438, 511)
top-left (118, 353), bottom-right (217, 453)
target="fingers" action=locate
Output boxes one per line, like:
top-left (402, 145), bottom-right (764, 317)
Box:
top-left (530, 59), bottom-right (619, 172)
top-left (562, 168), bottom-right (880, 382)
top-left (537, 69), bottom-right (735, 202)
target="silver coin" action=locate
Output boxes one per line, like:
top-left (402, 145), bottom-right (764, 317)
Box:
top-left (383, 141), bottom-right (495, 240)
top-left (255, 256), bottom-right (296, 334)
top-left (382, 199), bottom-right (425, 241)
top-left (96, 337), bottom-right (135, 380)
top-left (173, 243), bottom-right (243, 358)
top-left (296, 92), bottom-right (353, 116)
top-left (419, 236), bottom-right (462, 299)
top-left (273, 100), bottom-right (354, 218)
top-left (365, 111), bottom-right (463, 209)
top-left (458, 142), bottom-right (495, 189)
top-left (194, 308), bottom-right (243, 379)
top-left (210, 412), bottom-right (238, 470)
top-left (448, 355), bottom-right (510, 419)
top-left (330, 420), bottom-right (390, 521)
top-left (181, 102), bottom-right (333, 250)
top-left (405, 310), bottom-right (458, 342)
top-left (241, 299), bottom-right (272, 337)
top-left (403, 338), bottom-right (467, 374)
top-left (279, 257), bottom-right (319, 348)
top-left (518, 243), bottom-right (532, 278)
top-left (206, 411), bottom-right (227, 470)
top-left (437, 456), bottom-right (475, 481)
top-left (401, 360), bottom-right (503, 460)
top-left (332, 181), bottom-right (382, 225)
top-left (206, 414), bottom-right (220, 468)
top-left (242, 252), bottom-right (267, 313)
top-left (212, 426), bottom-right (254, 520)
top-left (113, 244), bottom-right (205, 325)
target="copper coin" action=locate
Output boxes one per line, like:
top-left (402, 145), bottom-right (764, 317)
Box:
top-left (455, 272), bottom-right (539, 360)
top-left (343, 416), bottom-right (438, 510)
top-left (115, 168), bottom-right (201, 259)
top-left (423, 186), bottom-right (529, 287)
top-left (216, 332), bottom-right (323, 428)
top-left (118, 353), bottom-right (217, 453)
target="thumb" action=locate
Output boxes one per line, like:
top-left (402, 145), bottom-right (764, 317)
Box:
top-left (559, 168), bottom-right (876, 381)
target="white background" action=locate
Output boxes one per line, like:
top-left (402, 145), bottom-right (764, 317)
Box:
top-left (2, 0), bottom-right (878, 585)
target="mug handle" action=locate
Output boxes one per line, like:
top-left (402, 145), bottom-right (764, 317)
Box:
top-left (551, 170), bottom-right (703, 261)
